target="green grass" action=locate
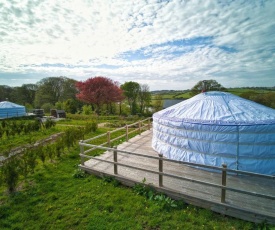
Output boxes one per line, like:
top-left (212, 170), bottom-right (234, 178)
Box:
top-left (0, 127), bottom-right (61, 153)
top-left (0, 145), bottom-right (259, 230)
top-left (0, 117), bottom-right (273, 229)
top-left (152, 88), bottom-right (275, 100)
top-left (173, 92), bottom-right (193, 99)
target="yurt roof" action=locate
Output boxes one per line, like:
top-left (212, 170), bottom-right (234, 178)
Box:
top-left (153, 91), bottom-right (275, 125)
top-left (0, 101), bottom-right (25, 109)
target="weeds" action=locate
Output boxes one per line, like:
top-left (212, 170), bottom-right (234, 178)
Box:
top-left (133, 178), bottom-right (180, 210)
top-left (102, 176), bottom-right (121, 187)
top-left (1, 157), bottom-right (20, 193)
top-left (72, 169), bottom-right (88, 179)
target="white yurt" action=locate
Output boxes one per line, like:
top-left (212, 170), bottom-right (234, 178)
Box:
top-left (0, 101), bottom-right (26, 119)
top-left (152, 91), bottom-right (275, 175)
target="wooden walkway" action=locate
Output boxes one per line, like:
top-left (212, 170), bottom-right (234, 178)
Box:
top-left (80, 130), bottom-right (275, 224)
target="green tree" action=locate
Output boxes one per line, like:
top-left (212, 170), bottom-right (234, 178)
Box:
top-left (25, 103), bottom-right (34, 113)
top-left (0, 85), bottom-right (13, 101)
top-left (139, 84), bottom-right (151, 115)
top-left (191, 80), bottom-right (226, 96)
top-left (0, 84), bottom-right (37, 106)
top-left (34, 77), bottom-right (77, 107)
top-left (152, 94), bottom-right (163, 112)
top-left (121, 81), bottom-right (141, 115)
top-left (55, 101), bottom-right (64, 110)
top-left (64, 99), bottom-right (79, 114)
top-left (82, 105), bottom-right (93, 115)
top-left (41, 103), bottom-right (54, 113)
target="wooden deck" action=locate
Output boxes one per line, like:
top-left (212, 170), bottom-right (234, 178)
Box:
top-left (80, 130), bottom-right (275, 224)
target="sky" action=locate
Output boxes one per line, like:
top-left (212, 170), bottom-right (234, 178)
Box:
top-left (0, 0), bottom-right (275, 91)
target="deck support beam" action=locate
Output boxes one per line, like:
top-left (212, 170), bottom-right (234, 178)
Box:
top-left (126, 125), bottom-right (129, 141)
top-left (159, 154), bottom-right (163, 187)
top-left (221, 164), bottom-right (227, 203)
top-left (114, 146), bottom-right (118, 175)
top-left (80, 140), bottom-right (84, 165)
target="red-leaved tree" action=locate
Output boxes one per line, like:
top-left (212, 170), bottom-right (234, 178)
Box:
top-left (76, 76), bottom-right (124, 114)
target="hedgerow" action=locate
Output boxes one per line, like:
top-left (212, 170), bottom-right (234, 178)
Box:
top-left (0, 124), bottom-right (97, 193)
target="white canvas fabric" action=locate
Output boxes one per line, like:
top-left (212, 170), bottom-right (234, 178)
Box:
top-left (0, 101), bottom-right (26, 118)
top-left (152, 91), bottom-right (275, 175)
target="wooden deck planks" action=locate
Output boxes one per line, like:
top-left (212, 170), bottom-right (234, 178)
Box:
top-left (81, 130), bottom-right (275, 224)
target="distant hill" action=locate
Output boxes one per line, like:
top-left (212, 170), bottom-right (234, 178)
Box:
top-left (151, 87), bottom-right (275, 101)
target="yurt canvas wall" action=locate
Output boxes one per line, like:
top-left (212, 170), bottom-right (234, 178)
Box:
top-left (152, 92), bottom-right (275, 175)
top-left (0, 101), bottom-right (26, 119)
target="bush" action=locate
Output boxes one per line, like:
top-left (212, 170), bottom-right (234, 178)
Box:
top-left (133, 178), bottom-right (178, 210)
top-left (66, 113), bottom-right (98, 121)
top-left (1, 157), bottom-right (20, 193)
top-left (72, 169), bottom-right (88, 178)
top-left (41, 103), bottom-right (54, 113)
top-left (82, 105), bottom-right (93, 115)
top-left (84, 122), bottom-right (98, 134)
top-left (44, 118), bottom-right (56, 129)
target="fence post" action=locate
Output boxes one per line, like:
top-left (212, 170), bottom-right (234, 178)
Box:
top-left (159, 154), bottom-right (163, 187)
top-left (126, 125), bottom-right (129, 141)
top-left (148, 118), bottom-right (151, 130)
top-left (80, 140), bottom-right (84, 165)
top-left (114, 146), bottom-right (118, 175)
top-left (107, 131), bottom-right (111, 147)
top-left (221, 163), bottom-right (227, 203)
top-left (138, 121), bottom-right (141, 135)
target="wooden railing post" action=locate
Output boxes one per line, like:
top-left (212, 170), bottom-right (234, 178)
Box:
top-left (107, 131), bottom-right (111, 147)
top-left (159, 154), bottom-right (163, 187)
top-left (138, 121), bottom-right (141, 134)
top-left (126, 125), bottom-right (129, 141)
top-left (114, 146), bottom-right (118, 175)
top-left (221, 163), bottom-right (227, 203)
top-left (80, 140), bottom-right (84, 165)
top-left (148, 118), bottom-right (151, 130)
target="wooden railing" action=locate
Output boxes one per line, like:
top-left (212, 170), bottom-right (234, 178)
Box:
top-left (79, 119), bottom-right (275, 205)
top-left (80, 117), bottom-right (151, 157)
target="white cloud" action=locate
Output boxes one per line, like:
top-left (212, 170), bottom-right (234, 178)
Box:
top-left (0, 0), bottom-right (274, 90)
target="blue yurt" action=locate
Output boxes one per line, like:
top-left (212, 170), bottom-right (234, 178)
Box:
top-left (0, 101), bottom-right (26, 119)
top-left (152, 91), bottom-right (275, 175)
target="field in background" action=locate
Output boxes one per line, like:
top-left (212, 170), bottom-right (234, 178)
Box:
top-left (152, 87), bottom-right (275, 100)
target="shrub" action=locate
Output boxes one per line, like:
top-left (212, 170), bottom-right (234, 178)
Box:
top-left (84, 122), bottom-right (98, 134)
top-left (41, 103), bottom-right (54, 113)
top-left (133, 178), bottom-right (179, 210)
top-left (72, 169), bottom-right (88, 178)
top-left (44, 118), bottom-right (56, 129)
top-left (37, 146), bottom-right (46, 164)
top-left (82, 105), bottom-right (93, 115)
top-left (25, 148), bottom-right (37, 174)
top-left (1, 157), bottom-right (20, 193)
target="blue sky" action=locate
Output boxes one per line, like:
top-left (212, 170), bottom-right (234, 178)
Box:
top-left (0, 0), bottom-right (274, 90)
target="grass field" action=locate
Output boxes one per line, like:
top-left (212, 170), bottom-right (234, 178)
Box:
top-left (0, 117), bottom-right (273, 229)
top-left (152, 87), bottom-right (275, 100)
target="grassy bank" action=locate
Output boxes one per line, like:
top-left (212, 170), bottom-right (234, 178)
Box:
top-left (1, 142), bottom-right (264, 229)
top-left (0, 145), bottom-right (257, 230)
